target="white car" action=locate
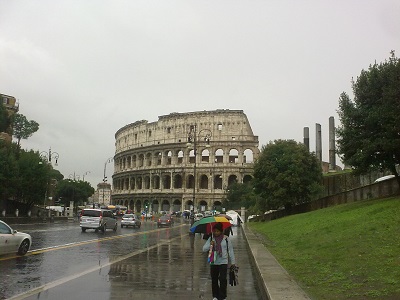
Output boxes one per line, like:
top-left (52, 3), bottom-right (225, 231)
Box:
top-left (0, 220), bottom-right (32, 256)
top-left (80, 209), bottom-right (118, 232)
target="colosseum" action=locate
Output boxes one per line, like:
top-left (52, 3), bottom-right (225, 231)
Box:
top-left (111, 109), bottom-right (259, 214)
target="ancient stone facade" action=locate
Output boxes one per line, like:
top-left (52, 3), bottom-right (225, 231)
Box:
top-left (0, 93), bottom-right (19, 143)
top-left (112, 110), bottom-right (259, 214)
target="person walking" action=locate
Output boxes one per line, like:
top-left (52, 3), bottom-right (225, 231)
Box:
top-left (203, 222), bottom-right (235, 300)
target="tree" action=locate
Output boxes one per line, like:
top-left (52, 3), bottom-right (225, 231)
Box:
top-left (252, 139), bottom-right (323, 211)
top-left (222, 181), bottom-right (263, 214)
top-left (336, 51), bottom-right (400, 188)
top-left (16, 150), bottom-right (50, 207)
top-left (0, 141), bottom-right (19, 203)
top-left (12, 113), bottom-right (39, 149)
top-left (54, 179), bottom-right (94, 207)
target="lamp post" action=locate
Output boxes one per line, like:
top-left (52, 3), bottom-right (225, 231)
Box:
top-left (82, 171), bottom-right (91, 182)
top-left (39, 148), bottom-right (59, 217)
top-left (187, 124), bottom-right (212, 227)
top-left (102, 157), bottom-right (114, 206)
top-left (69, 172), bottom-right (80, 181)
top-left (40, 147), bottom-right (59, 166)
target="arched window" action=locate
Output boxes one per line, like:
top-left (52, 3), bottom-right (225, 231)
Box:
top-left (229, 149), bottom-right (239, 163)
top-left (200, 175), bottom-right (208, 189)
top-left (244, 149), bottom-right (254, 163)
top-left (177, 150), bottom-right (184, 164)
top-left (163, 174), bottom-right (171, 189)
top-left (215, 149), bottom-right (223, 163)
top-left (174, 174), bottom-right (183, 188)
top-left (201, 149), bottom-right (210, 163)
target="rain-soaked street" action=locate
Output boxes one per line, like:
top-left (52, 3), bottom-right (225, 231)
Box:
top-left (1, 219), bottom-right (262, 299)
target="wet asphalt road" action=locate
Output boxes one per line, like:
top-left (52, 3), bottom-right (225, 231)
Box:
top-left (1, 219), bottom-right (261, 300)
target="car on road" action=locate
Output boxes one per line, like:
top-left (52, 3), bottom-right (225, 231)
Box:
top-left (157, 215), bottom-right (174, 227)
top-left (121, 214), bottom-right (141, 228)
top-left (80, 209), bottom-right (117, 232)
top-left (0, 220), bottom-right (32, 256)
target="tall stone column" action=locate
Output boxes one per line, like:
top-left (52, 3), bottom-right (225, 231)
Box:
top-left (303, 127), bottom-right (310, 152)
top-left (316, 123), bottom-right (322, 164)
top-left (329, 116), bottom-right (336, 172)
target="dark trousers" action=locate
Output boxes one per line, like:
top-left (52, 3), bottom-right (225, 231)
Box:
top-left (210, 264), bottom-right (228, 300)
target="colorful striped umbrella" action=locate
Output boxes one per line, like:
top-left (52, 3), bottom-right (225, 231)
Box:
top-left (190, 216), bottom-right (232, 234)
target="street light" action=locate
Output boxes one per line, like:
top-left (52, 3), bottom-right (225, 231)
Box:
top-left (40, 147), bottom-right (59, 166)
top-left (68, 172), bottom-right (80, 181)
top-left (186, 124), bottom-right (212, 226)
top-left (39, 148), bottom-right (60, 216)
top-left (82, 171), bottom-right (91, 182)
top-left (102, 157), bottom-right (114, 206)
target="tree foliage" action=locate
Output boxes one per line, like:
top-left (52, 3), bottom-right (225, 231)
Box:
top-left (12, 113), bottom-right (39, 149)
top-left (0, 141), bottom-right (19, 201)
top-left (336, 51), bottom-right (400, 186)
top-left (252, 139), bottom-right (323, 210)
top-left (222, 181), bottom-right (263, 214)
top-left (54, 179), bottom-right (94, 207)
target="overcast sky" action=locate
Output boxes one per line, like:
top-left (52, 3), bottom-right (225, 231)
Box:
top-left (1, 1), bottom-right (399, 189)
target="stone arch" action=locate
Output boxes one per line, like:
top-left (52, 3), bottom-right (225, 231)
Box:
top-left (153, 175), bottom-right (160, 189)
top-left (187, 174), bottom-right (194, 189)
top-left (229, 148), bottom-right (239, 163)
top-left (144, 176), bottom-right (150, 189)
top-left (214, 174), bottom-right (223, 189)
top-left (215, 149), bottom-right (223, 163)
top-left (172, 199), bottom-right (181, 212)
top-left (174, 174), bottom-right (183, 188)
top-left (243, 149), bottom-right (254, 163)
top-left (200, 174), bottom-right (208, 189)
top-left (198, 200), bottom-right (208, 211)
top-left (129, 199), bottom-right (134, 211)
top-left (201, 149), bottom-right (210, 163)
top-left (152, 199), bottom-right (160, 213)
top-left (243, 174), bottom-right (253, 183)
top-left (132, 155), bottom-right (137, 168)
top-left (177, 150), bottom-right (184, 164)
top-left (165, 150), bottom-right (172, 165)
top-left (131, 177), bottom-right (136, 190)
top-left (189, 149), bottom-right (195, 163)
top-left (138, 154), bottom-right (144, 167)
top-left (156, 151), bottom-right (162, 165)
top-left (161, 200), bottom-right (170, 212)
top-left (163, 174), bottom-right (171, 189)
top-left (228, 174), bottom-right (237, 187)
top-left (146, 152), bottom-right (152, 166)
top-left (135, 200), bottom-right (142, 213)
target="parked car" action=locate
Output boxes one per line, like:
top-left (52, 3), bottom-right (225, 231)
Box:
top-left (157, 215), bottom-right (174, 227)
top-left (80, 209), bottom-right (117, 232)
top-left (121, 214), bottom-right (141, 228)
top-left (0, 220), bottom-right (32, 256)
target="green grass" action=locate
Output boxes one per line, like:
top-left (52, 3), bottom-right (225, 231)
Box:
top-left (248, 197), bottom-right (400, 299)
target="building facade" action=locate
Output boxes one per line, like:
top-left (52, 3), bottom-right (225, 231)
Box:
top-left (112, 110), bottom-right (259, 214)
top-left (0, 93), bottom-right (19, 143)
top-left (92, 182), bottom-right (112, 207)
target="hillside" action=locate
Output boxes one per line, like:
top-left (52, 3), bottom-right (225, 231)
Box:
top-left (249, 197), bottom-right (400, 299)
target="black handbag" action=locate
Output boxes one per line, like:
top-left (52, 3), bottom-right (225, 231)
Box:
top-left (229, 265), bottom-right (239, 286)
top-left (226, 239), bottom-right (239, 286)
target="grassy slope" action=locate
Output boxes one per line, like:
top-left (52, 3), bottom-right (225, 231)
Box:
top-left (248, 197), bottom-right (400, 299)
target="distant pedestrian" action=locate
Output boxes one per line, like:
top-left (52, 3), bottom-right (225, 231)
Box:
top-left (203, 222), bottom-right (235, 300)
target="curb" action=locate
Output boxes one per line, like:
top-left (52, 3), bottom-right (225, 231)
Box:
top-left (241, 224), bottom-right (311, 300)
